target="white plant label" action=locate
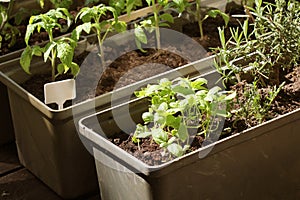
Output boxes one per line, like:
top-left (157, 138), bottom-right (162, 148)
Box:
top-left (44, 79), bottom-right (76, 110)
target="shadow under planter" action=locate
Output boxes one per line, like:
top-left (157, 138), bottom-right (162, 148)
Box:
top-left (0, 82), bottom-right (14, 146)
top-left (79, 71), bottom-right (300, 200)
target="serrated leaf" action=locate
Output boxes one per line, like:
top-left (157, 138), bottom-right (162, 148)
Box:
top-left (57, 42), bottom-right (73, 65)
top-left (20, 46), bottom-right (33, 74)
top-left (25, 23), bottom-right (37, 45)
top-left (43, 42), bottom-right (56, 62)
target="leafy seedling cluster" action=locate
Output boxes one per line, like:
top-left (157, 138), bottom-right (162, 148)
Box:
top-left (133, 77), bottom-right (235, 157)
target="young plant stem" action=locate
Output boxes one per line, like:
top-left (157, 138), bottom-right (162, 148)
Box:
top-left (196, 0), bottom-right (204, 40)
top-left (152, 0), bottom-right (161, 49)
top-left (49, 30), bottom-right (56, 81)
top-left (97, 29), bottom-right (106, 67)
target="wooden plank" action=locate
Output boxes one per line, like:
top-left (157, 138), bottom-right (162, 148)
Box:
top-left (0, 143), bottom-right (21, 177)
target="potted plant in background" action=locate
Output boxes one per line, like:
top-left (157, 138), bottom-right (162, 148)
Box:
top-left (79, 0), bottom-right (300, 199)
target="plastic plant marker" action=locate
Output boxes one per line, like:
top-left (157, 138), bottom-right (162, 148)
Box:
top-left (44, 79), bottom-right (76, 110)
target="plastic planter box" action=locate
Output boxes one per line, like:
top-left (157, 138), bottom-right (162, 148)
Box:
top-left (79, 71), bottom-right (300, 200)
top-left (0, 50), bottom-right (215, 198)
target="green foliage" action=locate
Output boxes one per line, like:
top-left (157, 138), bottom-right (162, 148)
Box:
top-left (73, 4), bottom-right (126, 66)
top-left (231, 80), bottom-right (284, 126)
top-left (134, 0), bottom-right (189, 50)
top-left (20, 8), bottom-right (77, 81)
top-left (215, 0), bottom-right (300, 86)
top-left (109, 0), bottom-right (143, 15)
top-left (133, 77), bottom-right (235, 157)
top-left (0, 4), bottom-right (20, 51)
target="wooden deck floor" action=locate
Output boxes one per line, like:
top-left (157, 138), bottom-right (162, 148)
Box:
top-left (0, 142), bottom-right (100, 200)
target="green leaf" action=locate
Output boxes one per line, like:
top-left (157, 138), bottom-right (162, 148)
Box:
top-left (145, 0), bottom-right (152, 6)
top-left (207, 10), bottom-right (229, 27)
top-left (167, 143), bottom-right (184, 157)
top-left (134, 124), bottom-right (151, 139)
top-left (25, 23), bottom-right (37, 45)
top-left (32, 45), bottom-right (43, 56)
top-left (172, 85), bottom-right (194, 96)
top-left (112, 21), bottom-right (127, 33)
top-left (224, 91), bottom-right (236, 101)
top-left (178, 123), bottom-right (188, 142)
top-left (57, 41), bottom-right (74, 65)
top-left (70, 62), bottom-right (80, 76)
top-left (205, 86), bottom-right (221, 101)
top-left (134, 26), bottom-right (148, 44)
top-left (57, 63), bottom-right (65, 74)
top-left (191, 78), bottom-right (208, 90)
top-left (43, 42), bottom-right (56, 62)
top-left (166, 115), bottom-right (180, 129)
top-left (152, 128), bottom-right (168, 144)
top-left (20, 46), bottom-right (33, 74)
top-left (72, 23), bottom-right (91, 41)
top-left (159, 13), bottom-right (174, 23)
top-left (142, 112), bottom-right (154, 123)
top-left (154, 112), bottom-right (166, 125)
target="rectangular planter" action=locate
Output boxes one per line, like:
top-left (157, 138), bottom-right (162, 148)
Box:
top-left (79, 71), bottom-right (300, 200)
top-left (0, 52), bottom-right (215, 198)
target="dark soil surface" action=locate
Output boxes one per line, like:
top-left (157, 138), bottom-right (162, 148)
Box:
top-left (21, 47), bottom-right (189, 109)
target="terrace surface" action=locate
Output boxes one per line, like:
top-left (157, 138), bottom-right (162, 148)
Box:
top-left (0, 142), bottom-right (100, 200)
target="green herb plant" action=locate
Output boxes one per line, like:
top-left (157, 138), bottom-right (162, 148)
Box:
top-left (231, 80), bottom-right (284, 128)
top-left (215, 0), bottom-right (300, 87)
top-left (73, 4), bottom-right (127, 66)
top-left (0, 3), bottom-right (20, 51)
top-left (20, 8), bottom-right (78, 81)
top-left (214, 0), bottom-right (300, 129)
top-left (133, 77), bottom-right (235, 157)
top-left (134, 0), bottom-right (189, 50)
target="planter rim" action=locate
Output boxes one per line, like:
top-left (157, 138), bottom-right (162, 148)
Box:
top-left (0, 53), bottom-right (216, 120)
top-left (78, 74), bottom-right (300, 175)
